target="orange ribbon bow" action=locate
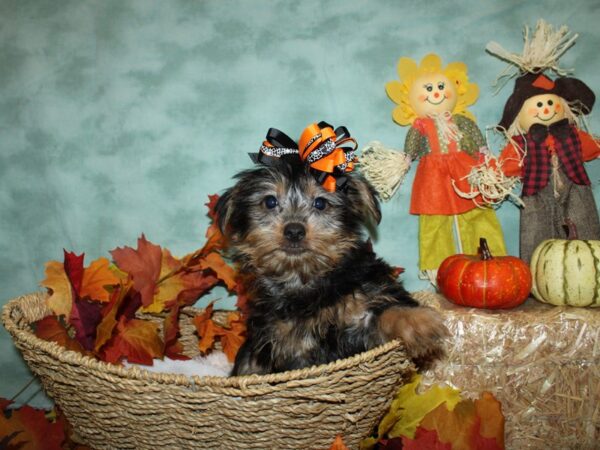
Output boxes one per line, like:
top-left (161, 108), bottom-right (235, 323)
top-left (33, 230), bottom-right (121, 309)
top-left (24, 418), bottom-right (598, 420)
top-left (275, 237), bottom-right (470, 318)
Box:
top-left (298, 121), bottom-right (357, 192)
top-left (253, 122), bottom-right (357, 192)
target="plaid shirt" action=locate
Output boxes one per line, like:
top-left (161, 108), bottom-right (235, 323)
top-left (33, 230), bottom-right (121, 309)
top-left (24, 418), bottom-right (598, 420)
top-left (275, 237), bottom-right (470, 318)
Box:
top-left (513, 121), bottom-right (591, 196)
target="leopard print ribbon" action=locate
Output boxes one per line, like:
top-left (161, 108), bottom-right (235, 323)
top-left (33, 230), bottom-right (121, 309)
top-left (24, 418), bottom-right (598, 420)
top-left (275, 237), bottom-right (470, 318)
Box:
top-left (252, 122), bottom-right (358, 192)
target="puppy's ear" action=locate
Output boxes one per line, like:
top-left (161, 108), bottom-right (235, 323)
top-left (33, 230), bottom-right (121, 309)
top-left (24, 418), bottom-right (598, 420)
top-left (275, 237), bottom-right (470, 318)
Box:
top-left (346, 175), bottom-right (382, 235)
top-left (214, 189), bottom-right (234, 236)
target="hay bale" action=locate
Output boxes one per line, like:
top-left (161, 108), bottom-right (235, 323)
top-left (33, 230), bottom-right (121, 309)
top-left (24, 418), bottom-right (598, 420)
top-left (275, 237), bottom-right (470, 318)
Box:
top-left (414, 291), bottom-right (600, 450)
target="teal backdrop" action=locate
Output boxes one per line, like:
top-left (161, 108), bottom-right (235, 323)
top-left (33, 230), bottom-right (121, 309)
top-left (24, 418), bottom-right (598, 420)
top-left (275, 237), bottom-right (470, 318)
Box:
top-left (2, 0), bottom-right (600, 407)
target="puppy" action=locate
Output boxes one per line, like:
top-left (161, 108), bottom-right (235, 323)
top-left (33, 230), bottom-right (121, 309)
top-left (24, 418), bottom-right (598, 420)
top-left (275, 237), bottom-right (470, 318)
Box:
top-left (216, 157), bottom-right (447, 376)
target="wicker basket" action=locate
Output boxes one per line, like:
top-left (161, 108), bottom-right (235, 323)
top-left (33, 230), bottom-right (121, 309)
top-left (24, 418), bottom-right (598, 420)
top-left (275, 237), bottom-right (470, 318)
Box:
top-left (2, 292), bottom-right (414, 450)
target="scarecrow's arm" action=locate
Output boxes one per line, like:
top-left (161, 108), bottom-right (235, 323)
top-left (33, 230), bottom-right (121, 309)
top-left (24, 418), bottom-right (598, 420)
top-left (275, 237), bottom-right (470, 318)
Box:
top-left (404, 126), bottom-right (428, 160)
top-left (497, 142), bottom-right (522, 178)
top-left (577, 129), bottom-right (600, 161)
top-left (455, 115), bottom-right (486, 158)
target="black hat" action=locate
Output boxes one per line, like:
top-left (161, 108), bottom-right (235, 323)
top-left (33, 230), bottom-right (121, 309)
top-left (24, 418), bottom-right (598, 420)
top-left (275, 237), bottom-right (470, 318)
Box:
top-left (498, 72), bottom-right (595, 130)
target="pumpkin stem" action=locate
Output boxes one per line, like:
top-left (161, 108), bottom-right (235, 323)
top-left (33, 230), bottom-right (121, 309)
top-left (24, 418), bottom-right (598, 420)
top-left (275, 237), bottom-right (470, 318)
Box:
top-left (478, 237), bottom-right (493, 260)
top-left (564, 218), bottom-right (578, 240)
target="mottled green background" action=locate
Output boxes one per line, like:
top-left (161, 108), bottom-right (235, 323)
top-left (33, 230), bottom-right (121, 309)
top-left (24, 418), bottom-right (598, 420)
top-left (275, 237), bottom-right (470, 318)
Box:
top-left (2, 0), bottom-right (600, 406)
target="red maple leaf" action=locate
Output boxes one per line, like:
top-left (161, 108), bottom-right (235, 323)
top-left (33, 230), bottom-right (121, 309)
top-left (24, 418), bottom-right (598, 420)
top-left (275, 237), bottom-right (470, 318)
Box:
top-left (102, 316), bottom-right (163, 365)
top-left (110, 235), bottom-right (162, 307)
top-left (402, 427), bottom-right (452, 450)
top-left (0, 400), bottom-right (67, 450)
top-left (69, 298), bottom-right (103, 351)
top-left (63, 250), bottom-right (85, 295)
top-left (33, 315), bottom-right (85, 354)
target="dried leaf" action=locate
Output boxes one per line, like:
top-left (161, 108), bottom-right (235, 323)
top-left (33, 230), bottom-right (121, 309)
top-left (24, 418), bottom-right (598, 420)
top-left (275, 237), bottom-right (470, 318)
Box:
top-left (475, 392), bottom-right (505, 448)
top-left (0, 400), bottom-right (67, 450)
top-left (102, 317), bottom-right (163, 365)
top-left (163, 302), bottom-right (189, 360)
top-left (143, 249), bottom-right (218, 313)
top-left (110, 235), bottom-right (162, 307)
top-left (69, 298), bottom-right (103, 351)
top-left (220, 312), bottom-right (247, 362)
top-left (193, 303), bottom-right (223, 354)
top-left (33, 315), bottom-right (85, 353)
top-left (63, 250), bottom-right (84, 294)
top-left (199, 252), bottom-right (237, 290)
top-left (94, 284), bottom-right (139, 352)
top-left (41, 260), bottom-right (73, 319)
top-left (419, 393), bottom-right (505, 450)
top-left (360, 375), bottom-right (461, 450)
top-left (329, 435), bottom-right (350, 450)
top-left (79, 257), bottom-right (120, 302)
top-left (402, 428), bottom-right (452, 450)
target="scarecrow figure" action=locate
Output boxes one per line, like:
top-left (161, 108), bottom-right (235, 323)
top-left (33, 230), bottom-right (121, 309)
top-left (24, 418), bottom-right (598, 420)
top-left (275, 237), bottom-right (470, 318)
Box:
top-left (361, 54), bottom-right (506, 279)
top-left (487, 20), bottom-right (600, 263)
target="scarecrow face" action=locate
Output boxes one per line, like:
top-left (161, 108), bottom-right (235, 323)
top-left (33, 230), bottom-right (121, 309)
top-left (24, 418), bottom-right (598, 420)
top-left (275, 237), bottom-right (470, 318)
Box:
top-left (409, 73), bottom-right (458, 117)
top-left (517, 93), bottom-right (566, 132)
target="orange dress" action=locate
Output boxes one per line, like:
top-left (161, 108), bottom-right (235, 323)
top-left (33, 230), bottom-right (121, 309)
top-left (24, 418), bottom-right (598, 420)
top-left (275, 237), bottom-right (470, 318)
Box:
top-left (408, 116), bottom-right (481, 215)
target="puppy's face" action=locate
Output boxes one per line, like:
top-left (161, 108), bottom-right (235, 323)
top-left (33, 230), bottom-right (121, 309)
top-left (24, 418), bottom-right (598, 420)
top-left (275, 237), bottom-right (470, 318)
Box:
top-left (216, 160), bottom-right (381, 286)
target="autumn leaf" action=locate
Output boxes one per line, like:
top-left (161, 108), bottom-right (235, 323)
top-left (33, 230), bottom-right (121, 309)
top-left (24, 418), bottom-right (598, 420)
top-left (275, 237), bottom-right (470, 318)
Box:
top-left (110, 235), bottom-right (162, 307)
top-left (33, 315), bottom-right (85, 354)
top-left (79, 257), bottom-right (120, 302)
top-left (93, 284), bottom-right (140, 352)
top-left (329, 435), bottom-right (350, 450)
top-left (234, 276), bottom-right (251, 313)
top-left (143, 248), bottom-right (219, 313)
top-left (402, 427), bottom-right (452, 450)
top-left (220, 312), bottom-right (246, 362)
top-left (0, 400), bottom-right (67, 450)
top-left (418, 393), bottom-right (505, 450)
top-left (194, 302), bottom-right (223, 354)
top-left (102, 317), bottom-right (163, 365)
top-left (199, 252), bottom-right (237, 291)
top-left (69, 298), bottom-right (103, 351)
top-left (63, 250), bottom-right (85, 295)
top-left (360, 374), bottom-right (461, 449)
top-left (162, 302), bottom-right (189, 360)
top-left (475, 392), bottom-right (505, 449)
top-left (41, 260), bottom-right (73, 318)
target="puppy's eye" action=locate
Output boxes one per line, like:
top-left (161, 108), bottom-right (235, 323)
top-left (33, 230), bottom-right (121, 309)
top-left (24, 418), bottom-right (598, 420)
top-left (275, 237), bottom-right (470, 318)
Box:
top-left (263, 195), bottom-right (278, 209)
top-left (313, 197), bottom-right (327, 210)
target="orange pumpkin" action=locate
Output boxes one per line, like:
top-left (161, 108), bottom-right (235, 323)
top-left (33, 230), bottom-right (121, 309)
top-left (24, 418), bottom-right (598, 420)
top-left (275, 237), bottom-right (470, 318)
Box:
top-left (437, 238), bottom-right (532, 309)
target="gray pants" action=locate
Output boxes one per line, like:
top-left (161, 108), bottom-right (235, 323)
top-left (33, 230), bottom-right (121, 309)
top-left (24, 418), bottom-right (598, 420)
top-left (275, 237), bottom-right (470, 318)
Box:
top-left (520, 170), bottom-right (600, 264)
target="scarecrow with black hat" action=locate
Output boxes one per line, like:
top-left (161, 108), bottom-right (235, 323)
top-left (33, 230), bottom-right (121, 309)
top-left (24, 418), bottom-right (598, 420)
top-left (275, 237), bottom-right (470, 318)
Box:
top-left (488, 20), bottom-right (600, 263)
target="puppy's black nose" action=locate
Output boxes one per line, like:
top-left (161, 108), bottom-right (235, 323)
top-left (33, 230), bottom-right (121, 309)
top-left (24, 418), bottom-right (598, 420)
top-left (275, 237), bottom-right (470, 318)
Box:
top-left (284, 223), bottom-right (306, 242)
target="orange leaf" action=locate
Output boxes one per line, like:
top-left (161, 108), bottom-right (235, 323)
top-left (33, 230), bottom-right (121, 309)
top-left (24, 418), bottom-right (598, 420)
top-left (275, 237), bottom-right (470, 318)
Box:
top-left (163, 303), bottom-right (189, 360)
top-left (41, 260), bottom-right (73, 318)
top-left (102, 317), bottom-right (163, 365)
top-left (34, 315), bottom-right (85, 354)
top-left (199, 252), bottom-right (237, 291)
top-left (94, 284), bottom-right (137, 352)
top-left (110, 235), bottom-right (162, 307)
top-left (419, 392), bottom-right (505, 450)
top-left (329, 435), bottom-right (350, 450)
top-left (0, 400), bottom-right (67, 450)
top-left (193, 303), bottom-right (224, 354)
top-left (474, 392), bottom-right (505, 449)
top-left (80, 257), bottom-right (120, 302)
top-left (402, 428), bottom-right (452, 450)
top-left (220, 312), bottom-right (247, 362)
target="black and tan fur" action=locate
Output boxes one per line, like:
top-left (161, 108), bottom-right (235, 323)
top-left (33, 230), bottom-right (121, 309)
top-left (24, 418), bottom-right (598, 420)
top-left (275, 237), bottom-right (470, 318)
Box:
top-left (216, 157), bottom-right (447, 376)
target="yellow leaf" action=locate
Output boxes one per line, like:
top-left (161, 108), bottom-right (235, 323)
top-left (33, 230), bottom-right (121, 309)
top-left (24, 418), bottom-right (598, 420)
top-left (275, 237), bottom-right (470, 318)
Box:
top-left (360, 374), bottom-right (461, 449)
top-left (389, 375), bottom-right (461, 439)
top-left (141, 249), bottom-right (182, 313)
top-left (41, 261), bottom-right (73, 318)
top-left (199, 252), bottom-right (237, 290)
top-left (80, 257), bottom-right (120, 302)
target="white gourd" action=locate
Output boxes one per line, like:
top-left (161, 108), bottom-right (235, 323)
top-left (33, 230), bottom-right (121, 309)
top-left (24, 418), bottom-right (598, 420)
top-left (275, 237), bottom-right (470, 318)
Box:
top-left (530, 238), bottom-right (600, 307)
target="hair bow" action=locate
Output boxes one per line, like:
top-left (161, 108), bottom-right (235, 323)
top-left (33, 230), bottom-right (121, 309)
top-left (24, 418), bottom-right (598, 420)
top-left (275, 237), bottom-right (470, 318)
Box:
top-left (251, 122), bottom-right (358, 192)
top-left (298, 121), bottom-right (358, 192)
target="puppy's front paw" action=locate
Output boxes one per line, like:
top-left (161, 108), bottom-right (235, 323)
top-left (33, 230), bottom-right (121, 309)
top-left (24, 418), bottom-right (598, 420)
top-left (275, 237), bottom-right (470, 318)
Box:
top-left (379, 306), bottom-right (448, 368)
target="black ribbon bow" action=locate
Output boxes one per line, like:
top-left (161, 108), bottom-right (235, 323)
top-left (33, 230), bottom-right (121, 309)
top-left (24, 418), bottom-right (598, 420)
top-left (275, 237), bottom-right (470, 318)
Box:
top-left (529, 118), bottom-right (571, 144)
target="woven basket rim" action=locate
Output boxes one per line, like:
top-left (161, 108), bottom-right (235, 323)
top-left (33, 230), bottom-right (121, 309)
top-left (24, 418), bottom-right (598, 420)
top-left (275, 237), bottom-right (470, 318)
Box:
top-left (2, 292), bottom-right (409, 389)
